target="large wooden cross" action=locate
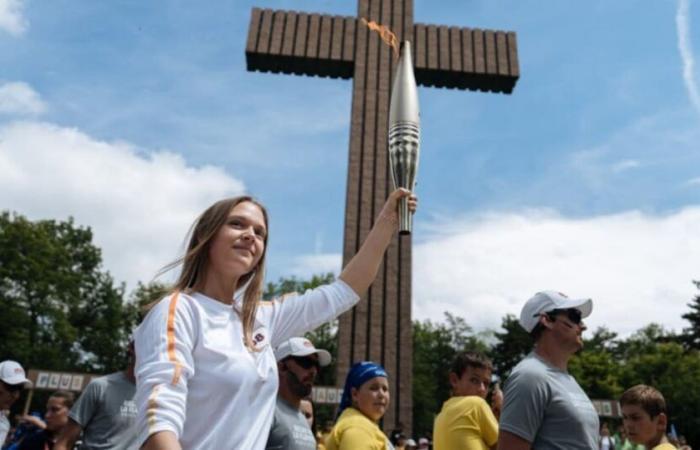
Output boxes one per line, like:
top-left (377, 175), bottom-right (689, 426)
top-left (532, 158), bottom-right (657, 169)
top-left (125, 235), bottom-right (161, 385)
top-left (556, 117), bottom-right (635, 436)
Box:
top-left (246, 0), bottom-right (519, 432)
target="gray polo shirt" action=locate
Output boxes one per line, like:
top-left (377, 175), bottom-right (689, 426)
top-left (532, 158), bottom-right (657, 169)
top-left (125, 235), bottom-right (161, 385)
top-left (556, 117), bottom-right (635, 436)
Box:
top-left (69, 371), bottom-right (137, 450)
top-left (265, 397), bottom-right (317, 450)
top-left (500, 352), bottom-right (600, 449)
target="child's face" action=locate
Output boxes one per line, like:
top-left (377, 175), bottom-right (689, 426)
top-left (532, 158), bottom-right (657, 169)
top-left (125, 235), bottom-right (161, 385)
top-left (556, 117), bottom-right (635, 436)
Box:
top-left (449, 366), bottom-right (491, 398)
top-left (621, 404), bottom-right (666, 447)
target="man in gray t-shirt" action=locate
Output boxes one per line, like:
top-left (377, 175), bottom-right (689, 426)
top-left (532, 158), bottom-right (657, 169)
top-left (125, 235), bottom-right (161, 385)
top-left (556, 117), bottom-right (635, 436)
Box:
top-left (266, 337), bottom-right (332, 450)
top-left (55, 344), bottom-right (137, 450)
top-left (498, 291), bottom-right (600, 450)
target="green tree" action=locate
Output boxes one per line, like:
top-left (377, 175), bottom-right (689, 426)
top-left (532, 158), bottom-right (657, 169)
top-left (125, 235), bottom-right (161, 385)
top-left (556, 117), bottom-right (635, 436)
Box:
top-left (492, 314), bottom-right (532, 379)
top-left (568, 327), bottom-right (623, 399)
top-left (0, 212), bottom-right (133, 373)
top-left (619, 341), bottom-right (700, 446)
top-left (681, 281), bottom-right (700, 350)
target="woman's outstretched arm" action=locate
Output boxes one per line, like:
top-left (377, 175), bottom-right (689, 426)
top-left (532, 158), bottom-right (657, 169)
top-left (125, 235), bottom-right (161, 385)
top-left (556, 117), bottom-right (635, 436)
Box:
top-left (339, 188), bottom-right (417, 296)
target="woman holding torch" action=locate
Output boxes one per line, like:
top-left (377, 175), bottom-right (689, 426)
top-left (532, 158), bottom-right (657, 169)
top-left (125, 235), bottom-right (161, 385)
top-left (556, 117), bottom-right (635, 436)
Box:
top-left (134, 189), bottom-right (416, 450)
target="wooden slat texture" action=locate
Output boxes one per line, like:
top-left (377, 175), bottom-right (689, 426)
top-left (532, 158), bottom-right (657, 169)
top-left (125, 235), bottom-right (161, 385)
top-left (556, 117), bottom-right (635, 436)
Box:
top-left (306, 14), bottom-right (320, 59)
top-left (342, 17), bottom-right (355, 62)
top-left (331, 16), bottom-right (344, 61)
top-left (450, 27), bottom-right (462, 72)
top-left (318, 15), bottom-right (332, 60)
top-left (385, 0), bottom-right (405, 432)
top-left (293, 13), bottom-right (308, 58)
top-left (409, 22), bottom-right (518, 92)
top-left (414, 24), bottom-right (426, 68)
top-left (398, 235), bottom-right (413, 434)
top-left (507, 31), bottom-right (520, 78)
top-left (438, 25), bottom-right (450, 71)
top-left (256, 9), bottom-right (273, 53)
top-left (462, 28), bottom-right (474, 73)
top-left (269, 11), bottom-right (285, 56)
top-left (245, 8), bottom-right (263, 68)
top-left (473, 29), bottom-right (485, 74)
top-left (496, 31), bottom-right (509, 76)
top-left (485, 30), bottom-right (497, 75)
top-left (281, 12), bottom-right (296, 57)
top-left (426, 25), bottom-right (438, 70)
top-left (245, 8), bottom-right (262, 54)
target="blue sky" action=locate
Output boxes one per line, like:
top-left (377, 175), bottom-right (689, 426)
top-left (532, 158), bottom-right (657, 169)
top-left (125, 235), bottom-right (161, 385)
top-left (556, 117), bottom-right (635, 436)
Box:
top-left (1, 0), bottom-right (699, 335)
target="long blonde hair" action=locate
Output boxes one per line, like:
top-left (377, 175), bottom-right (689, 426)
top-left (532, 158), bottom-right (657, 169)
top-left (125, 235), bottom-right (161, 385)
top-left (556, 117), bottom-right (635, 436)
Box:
top-left (161, 196), bottom-right (269, 350)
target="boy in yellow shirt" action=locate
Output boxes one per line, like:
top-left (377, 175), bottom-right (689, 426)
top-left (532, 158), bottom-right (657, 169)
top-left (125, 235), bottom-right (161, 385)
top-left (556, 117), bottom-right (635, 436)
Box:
top-left (620, 384), bottom-right (676, 450)
top-left (433, 352), bottom-right (501, 450)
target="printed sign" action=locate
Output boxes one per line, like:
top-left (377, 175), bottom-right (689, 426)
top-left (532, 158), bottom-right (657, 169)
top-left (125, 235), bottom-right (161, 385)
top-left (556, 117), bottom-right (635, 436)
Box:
top-left (36, 373), bottom-right (49, 389)
top-left (48, 373), bottom-right (60, 389)
top-left (312, 386), bottom-right (343, 404)
top-left (70, 375), bottom-right (84, 391)
top-left (59, 374), bottom-right (72, 390)
top-left (26, 370), bottom-right (99, 392)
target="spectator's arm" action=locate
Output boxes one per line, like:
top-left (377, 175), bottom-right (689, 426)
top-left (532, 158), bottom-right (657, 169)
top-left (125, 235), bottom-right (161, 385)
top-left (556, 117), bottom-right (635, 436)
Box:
top-left (18, 415), bottom-right (46, 430)
top-left (54, 419), bottom-right (82, 450)
top-left (142, 430), bottom-right (182, 450)
top-left (497, 430), bottom-right (531, 450)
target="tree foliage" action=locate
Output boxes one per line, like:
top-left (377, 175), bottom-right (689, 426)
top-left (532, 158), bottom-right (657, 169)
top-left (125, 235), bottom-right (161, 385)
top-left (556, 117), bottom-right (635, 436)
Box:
top-left (491, 314), bottom-right (532, 378)
top-left (681, 281), bottom-right (700, 350)
top-left (0, 212), bottom-right (133, 373)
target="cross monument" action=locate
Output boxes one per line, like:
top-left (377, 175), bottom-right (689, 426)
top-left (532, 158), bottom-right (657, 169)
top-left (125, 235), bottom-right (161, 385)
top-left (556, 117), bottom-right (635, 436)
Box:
top-left (245, 0), bottom-right (519, 432)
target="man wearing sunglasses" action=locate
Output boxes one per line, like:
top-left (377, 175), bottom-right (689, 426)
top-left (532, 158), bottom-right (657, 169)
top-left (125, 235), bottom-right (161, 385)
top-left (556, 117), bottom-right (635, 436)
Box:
top-left (0, 360), bottom-right (32, 445)
top-left (266, 337), bottom-right (331, 450)
top-left (497, 291), bottom-right (599, 450)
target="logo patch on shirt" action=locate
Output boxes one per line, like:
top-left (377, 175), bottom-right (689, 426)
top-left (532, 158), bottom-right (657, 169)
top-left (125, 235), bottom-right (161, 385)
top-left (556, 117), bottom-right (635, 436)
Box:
top-left (250, 326), bottom-right (269, 350)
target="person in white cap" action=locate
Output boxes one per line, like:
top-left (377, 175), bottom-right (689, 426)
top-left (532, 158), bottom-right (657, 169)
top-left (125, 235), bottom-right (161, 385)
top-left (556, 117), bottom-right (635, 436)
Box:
top-left (265, 337), bottom-right (331, 450)
top-left (497, 291), bottom-right (600, 450)
top-left (0, 360), bottom-right (32, 444)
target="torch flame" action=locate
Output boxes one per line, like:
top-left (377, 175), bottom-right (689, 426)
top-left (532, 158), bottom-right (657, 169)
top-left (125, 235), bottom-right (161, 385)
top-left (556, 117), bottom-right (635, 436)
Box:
top-left (361, 18), bottom-right (399, 59)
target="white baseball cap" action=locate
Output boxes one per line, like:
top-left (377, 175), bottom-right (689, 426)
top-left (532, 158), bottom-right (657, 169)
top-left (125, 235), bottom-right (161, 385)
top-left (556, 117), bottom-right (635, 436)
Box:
top-left (0, 360), bottom-right (32, 387)
top-left (274, 337), bottom-right (332, 367)
top-left (405, 438), bottom-right (417, 446)
top-left (519, 291), bottom-right (593, 333)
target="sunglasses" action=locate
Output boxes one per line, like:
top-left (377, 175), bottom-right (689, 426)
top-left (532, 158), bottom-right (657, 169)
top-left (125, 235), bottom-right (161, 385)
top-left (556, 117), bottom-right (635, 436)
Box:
top-left (290, 356), bottom-right (320, 370)
top-left (546, 308), bottom-right (583, 325)
top-left (1, 381), bottom-right (24, 393)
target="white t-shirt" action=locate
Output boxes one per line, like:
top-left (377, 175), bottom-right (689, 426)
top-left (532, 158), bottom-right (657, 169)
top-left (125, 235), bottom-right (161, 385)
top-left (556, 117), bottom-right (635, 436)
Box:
top-left (134, 280), bottom-right (358, 450)
top-left (0, 413), bottom-right (10, 445)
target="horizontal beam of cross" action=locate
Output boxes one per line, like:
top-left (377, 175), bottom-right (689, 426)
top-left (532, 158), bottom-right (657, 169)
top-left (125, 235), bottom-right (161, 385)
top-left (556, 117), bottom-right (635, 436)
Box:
top-left (245, 8), bottom-right (519, 93)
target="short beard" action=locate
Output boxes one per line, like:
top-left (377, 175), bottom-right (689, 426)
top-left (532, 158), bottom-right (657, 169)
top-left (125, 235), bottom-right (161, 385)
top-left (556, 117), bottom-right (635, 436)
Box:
top-left (286, 369), bottom-right (312, 398)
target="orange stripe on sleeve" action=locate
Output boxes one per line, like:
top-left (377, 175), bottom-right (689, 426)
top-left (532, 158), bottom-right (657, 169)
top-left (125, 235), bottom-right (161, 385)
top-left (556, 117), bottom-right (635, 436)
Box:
top-left (167, 291), bottom-right (183, 385)
top-left (147, 384), bottom-right (161, 431)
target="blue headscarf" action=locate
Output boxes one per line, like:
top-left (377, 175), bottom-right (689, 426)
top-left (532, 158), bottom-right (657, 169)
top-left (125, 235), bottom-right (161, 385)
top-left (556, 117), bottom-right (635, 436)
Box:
top-left (337, 361), bottom-right (388, 418)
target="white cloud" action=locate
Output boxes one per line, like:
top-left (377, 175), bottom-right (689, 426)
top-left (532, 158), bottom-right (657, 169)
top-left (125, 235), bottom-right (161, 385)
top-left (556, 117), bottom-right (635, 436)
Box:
top-left (287, 253), bottom-right (342, 279)
top-left (611, 159), bottom-right (640, 173)
top-left (687, 177), bottom-right (700, 186)
top-left (0, 121), bottom-right (246, 289)
top-left (676, 0), bottom-right (700, 116)
top-left (0, 0), bottom-right (27, 36)
top-left (287, 207), bottom-right (700, 337)
top-left (412, 208), bottom-right (700, 337)
top-left (0, 82), bottom-right (46, 116)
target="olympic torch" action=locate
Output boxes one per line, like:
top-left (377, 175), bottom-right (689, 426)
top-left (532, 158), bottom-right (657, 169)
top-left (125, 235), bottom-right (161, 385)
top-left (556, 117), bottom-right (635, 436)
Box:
top-left (388, 41), bottom-right (420, 234)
